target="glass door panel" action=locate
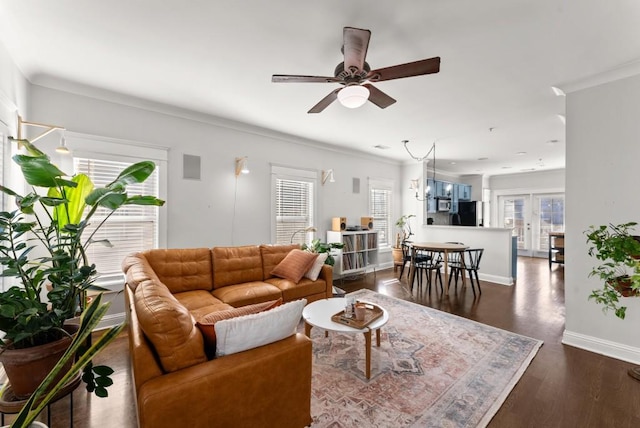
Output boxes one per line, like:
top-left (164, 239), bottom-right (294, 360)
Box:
top-left (534, 194), bottom-right (565, 257)
top-left (499, 195), bottom-right (532, 256)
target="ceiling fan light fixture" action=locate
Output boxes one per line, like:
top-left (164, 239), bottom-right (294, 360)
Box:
top-left (337, 85), bottom-right (370, 108)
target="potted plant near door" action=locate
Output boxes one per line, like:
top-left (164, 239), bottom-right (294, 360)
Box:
top-left (585, 222), bottom-right (640, 320)
top-left (392, 215), bottom-right (415, 265)
top-left (0, 138), bottom-right (164, 420)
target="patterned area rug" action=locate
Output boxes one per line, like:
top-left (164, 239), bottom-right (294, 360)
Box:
top-left (305, 290), bottom-right (543, 427)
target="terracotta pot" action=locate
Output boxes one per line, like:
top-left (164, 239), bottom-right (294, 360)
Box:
top-left (609, 277), bottom-right (640, 297)
top-left (0, 325), bottom-right (77, 400)
top-left (392, 247), bottom-right (403, 264)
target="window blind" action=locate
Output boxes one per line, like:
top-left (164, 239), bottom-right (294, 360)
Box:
top-left (369, 187), bottom-right (392, 248)
top-left (75, 157), bottom-right (159, 283)
top-left (275, 178), bottom-right (314, 245)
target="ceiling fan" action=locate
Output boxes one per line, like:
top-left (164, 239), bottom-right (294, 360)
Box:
top-left (272, 26), bottom-right (441, 113)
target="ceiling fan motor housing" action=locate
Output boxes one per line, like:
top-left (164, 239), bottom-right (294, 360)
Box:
top-left (334, 61), bottom-right (370, 82)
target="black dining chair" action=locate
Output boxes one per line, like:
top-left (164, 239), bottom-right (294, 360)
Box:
top-left (399, 240), bottom-right (429, 279)
top-left (414, 249), bottom-right (443, 294)
top-left (449, 248), bottom-right (484, 296)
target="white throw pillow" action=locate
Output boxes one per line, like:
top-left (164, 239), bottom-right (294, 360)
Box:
top-left (304, 252), bottom-right (328, 281)
top-left (214, 298), bottom-right (306, 357)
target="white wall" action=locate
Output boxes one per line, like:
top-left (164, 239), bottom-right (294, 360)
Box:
top-left (489, 168), bottom-right (565, 191)
top-left (27, 85), bottom-right (403, 262)
top-left (563, 73), bottom-right (640, 364)
top-left (0, 40), bottom-right (27, 138)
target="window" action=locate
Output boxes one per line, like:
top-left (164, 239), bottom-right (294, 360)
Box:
top-left (63, 133), bottom-right (168, 287)
top-left (272, 166), bottom-right (316, 245)
top-left (75, 157), bottom-right (160, 284)
top-left (369, 179), bottom-right (393, 248)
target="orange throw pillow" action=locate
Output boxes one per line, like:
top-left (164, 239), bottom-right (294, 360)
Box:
top-left (196, 298), bottom-right (282, 355)
top-left (270, 249), bottom-right (318, 283)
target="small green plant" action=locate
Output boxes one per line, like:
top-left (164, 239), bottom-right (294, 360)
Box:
top-left (394, 214), bottom-right (415, 247)
top-left (585, 222), bottom-right (640, 319)
top-left (302, 239), bottom-right (344, 266)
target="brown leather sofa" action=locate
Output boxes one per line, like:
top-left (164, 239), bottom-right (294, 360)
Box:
top-left (122, 244), bottom-right (332, 428)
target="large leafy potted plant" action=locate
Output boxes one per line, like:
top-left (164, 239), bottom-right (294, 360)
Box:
top-left (302, 238), bottom-right (344, 266)
top-left (0, 138), bottom-right (164, 400)
top-left (585, 222), bottom-right (640, 320)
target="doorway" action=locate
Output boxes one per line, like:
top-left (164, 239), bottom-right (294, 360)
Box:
top-left (498, 193), bottom-right (565, 257)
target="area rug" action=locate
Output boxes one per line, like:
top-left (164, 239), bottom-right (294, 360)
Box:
top-left (304, 290), bottom-right (543, 427)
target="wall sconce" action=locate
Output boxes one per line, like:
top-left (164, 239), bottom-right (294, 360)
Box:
top-left (235, 157), bottom-right (250, 176)
top-left (322, 169), bottom-right (335, 185)
top-left (56, 132), bottom-right (71, 155)
top-left (290, 226), bottom-right (317, 244)
top-left (16, 115), bottom-right (66, 144)
top-left (409, 179), bottom-right (419, 191)
top-left (410, 179), bottom-right (428, 201)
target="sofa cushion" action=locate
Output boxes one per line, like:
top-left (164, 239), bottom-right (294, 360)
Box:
top-left (215, 299), bottom-right (306, 357)
top-left (173, 290), bottom-right (227, 312)
top-left (260, 244), bottom-right (300, 279)
top-left (211, 281), bottom-right (282, 307)
top-left (134, 279), bottom-right (207, 373)
top-left (122, 253), bottom-right (163, 292)
top-left (196, 298), bottom-right (282, 355)
top-left (265, 277), bottom-right (328, 302)
top-left (212, 245), bottom-right (263, 288)
top-left (304, 252), bottom-right (328, 281)
top-left (140, 248), bottom-right (214, 293)
top-left (270, 249), bottom-right (318, 283)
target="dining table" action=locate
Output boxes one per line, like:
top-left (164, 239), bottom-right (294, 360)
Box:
top-left (407, 242), bottom-right (469, 295)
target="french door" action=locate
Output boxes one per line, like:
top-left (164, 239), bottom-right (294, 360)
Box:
top-left (498, 193), bottom-right (565, 257)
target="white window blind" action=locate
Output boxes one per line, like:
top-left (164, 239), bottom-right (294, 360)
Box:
top-left (74, 157), bottom-right (160, 284)
top-left (369, 179), bottom-right (393, 248)
top-left (275, 178), bottom-right (315, 245)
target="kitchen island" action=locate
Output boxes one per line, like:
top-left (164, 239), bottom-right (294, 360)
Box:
top-left (415, 225), bottom-right (515, 285)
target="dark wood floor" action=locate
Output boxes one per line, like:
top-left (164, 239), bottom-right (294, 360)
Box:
top-left (19, 257), bottom-right (640, 427)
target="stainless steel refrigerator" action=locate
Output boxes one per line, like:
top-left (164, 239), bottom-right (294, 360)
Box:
top-left (457, 201), bottom-right (484, 226)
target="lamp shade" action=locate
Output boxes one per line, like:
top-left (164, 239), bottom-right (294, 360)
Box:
top-left (337, 85), bottom-right (370, 109)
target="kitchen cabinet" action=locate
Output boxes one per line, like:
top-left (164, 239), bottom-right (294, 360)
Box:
top-left (458, 184), bottom-right (471, 201)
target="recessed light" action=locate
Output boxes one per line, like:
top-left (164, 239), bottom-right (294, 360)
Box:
top-left (477, 157), bottom-right (488, 161)
top-left (450, 161), bottom-right (456, 165)
top-left (373, 145), bottom-right (390, 150)
top-left (516, 151), bottom-right (527, 156)
top-left (501, 166), bottom-right (512, 169)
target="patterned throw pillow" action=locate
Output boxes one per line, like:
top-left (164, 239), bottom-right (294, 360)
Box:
top-left (196, 298), bottom-right (282, 355)
top-left (270, 249), bottom-right (318, 283)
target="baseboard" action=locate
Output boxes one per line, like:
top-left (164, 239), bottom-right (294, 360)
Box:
top-left (477, 272), bottom-right (513, 286)
top-left (562, 329), bottom-right (640, 364)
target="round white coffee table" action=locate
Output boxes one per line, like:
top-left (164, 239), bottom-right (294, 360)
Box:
top-left (302, 297), bottom-right (389, 379)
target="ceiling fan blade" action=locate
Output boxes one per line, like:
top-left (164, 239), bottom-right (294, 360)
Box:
top-left (366, 57), bottom-right (441, 82)
top-left (308, 88), bottom-right (341, 113)
top-left (272, 74), bottom-right (342, 83)
top-left (363, 84), bottom-right (396, 109)
top-left (343, 27), bottom-right (371, 73)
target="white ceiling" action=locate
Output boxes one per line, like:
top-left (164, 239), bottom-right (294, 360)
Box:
top-left (1, 1), bottom-right (639, 176)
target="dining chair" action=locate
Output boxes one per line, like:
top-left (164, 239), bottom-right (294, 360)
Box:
top-left (414, 249), bottom-right (443, 294)
top-left (449, 248), bottom-right (484, 295)
top-left (399, 240), bottom-right (429, 279)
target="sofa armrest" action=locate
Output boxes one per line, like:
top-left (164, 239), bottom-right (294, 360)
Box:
top-left (319, 264), bottom-right (333, 298)
top-left (136, 333), bottom-right (312, 428)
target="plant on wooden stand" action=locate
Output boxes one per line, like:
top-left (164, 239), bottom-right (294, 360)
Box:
top-left (0, 138), bottom-right (164, 425)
